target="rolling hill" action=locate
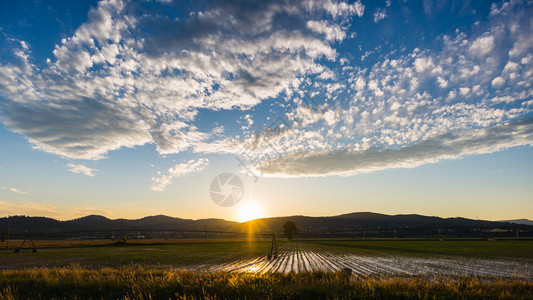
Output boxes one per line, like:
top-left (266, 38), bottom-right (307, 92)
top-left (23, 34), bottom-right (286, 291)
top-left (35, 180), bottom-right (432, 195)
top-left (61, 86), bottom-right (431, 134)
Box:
top-left (1, 212), bottom-right (530, 239)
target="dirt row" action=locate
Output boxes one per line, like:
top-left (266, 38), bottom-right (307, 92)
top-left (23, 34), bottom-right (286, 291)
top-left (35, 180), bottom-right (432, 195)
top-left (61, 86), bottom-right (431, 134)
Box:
top-left (206, 241), bottom-right (533, 279)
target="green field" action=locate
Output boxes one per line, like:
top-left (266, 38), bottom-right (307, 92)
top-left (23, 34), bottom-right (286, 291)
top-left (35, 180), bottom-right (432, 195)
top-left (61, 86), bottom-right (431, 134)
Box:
top-left (305, 239), bottom-right (533, 260)
top-left (1, 239), bottom-right (531, 268)
top-left (0, 240), bottom-right (274, 269)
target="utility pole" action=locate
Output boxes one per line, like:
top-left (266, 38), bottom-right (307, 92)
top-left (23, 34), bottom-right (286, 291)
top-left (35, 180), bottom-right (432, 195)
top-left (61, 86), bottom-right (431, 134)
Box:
top-left (6, 216), bottom-right (10, 250)
top-left (268, 232), bottom-right (278, 260)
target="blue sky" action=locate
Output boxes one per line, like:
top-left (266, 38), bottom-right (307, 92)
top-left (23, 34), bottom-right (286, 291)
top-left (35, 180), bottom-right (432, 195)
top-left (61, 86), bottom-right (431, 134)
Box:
top-left (0, 0), bottom-right (532, 221)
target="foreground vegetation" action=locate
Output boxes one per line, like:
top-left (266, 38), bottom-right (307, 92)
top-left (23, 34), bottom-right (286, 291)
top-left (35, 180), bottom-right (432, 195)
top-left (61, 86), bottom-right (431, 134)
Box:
top-left (0, 266), bottom-right (531, 299)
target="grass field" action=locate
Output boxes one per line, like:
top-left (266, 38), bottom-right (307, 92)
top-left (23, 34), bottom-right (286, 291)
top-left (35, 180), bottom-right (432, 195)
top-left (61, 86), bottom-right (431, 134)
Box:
top-left (305, 239), bottom-right (533, 260)
top-left (0, 240), bottom-right (272, 269)
top-left (0, 239), bottom-right (532, 299)
top-left (1, 266), bottom-right (532, 299)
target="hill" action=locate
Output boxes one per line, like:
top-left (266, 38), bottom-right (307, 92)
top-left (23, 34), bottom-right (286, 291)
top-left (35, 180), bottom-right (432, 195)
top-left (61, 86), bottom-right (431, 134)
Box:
top-left (1, 212), bottom-right (530, 239)
top-left (499, 219), bottom-right (533, 226)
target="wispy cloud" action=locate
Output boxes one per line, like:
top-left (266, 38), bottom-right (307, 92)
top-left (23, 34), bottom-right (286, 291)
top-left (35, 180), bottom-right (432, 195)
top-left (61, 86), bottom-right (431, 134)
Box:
top-left (373, 8), bottom-right (387, 23)
top-left (68, 207), bottom-right (113, 218)
top-left (66, 163), bottom-right (98, 177)
top-left (0, 201), bottom-right (56, 216)
top-left (254, 120), bottom-right (533, 177)
top-left (0, 201), bottom-right (113, 219)
top-left (1, 187), bottom-right (29, 195)
top-left (151, 158), bottom-right (209, 191)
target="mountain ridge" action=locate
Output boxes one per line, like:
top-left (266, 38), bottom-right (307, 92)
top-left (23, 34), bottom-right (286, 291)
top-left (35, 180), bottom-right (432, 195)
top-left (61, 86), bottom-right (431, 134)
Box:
top-left (1, 212), bottom-right (531, 238)
top-left (499, 219), bottom-right (533, 225)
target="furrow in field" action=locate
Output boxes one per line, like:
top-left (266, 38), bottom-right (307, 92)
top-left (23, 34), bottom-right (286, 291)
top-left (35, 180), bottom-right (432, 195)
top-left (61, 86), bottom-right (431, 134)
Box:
top-left (272, 249), bottom-right (291, 273)
top-left (311, 250), bottom-right (341, 271)
top-left (205, 241), bottom-right (533, 279)
top-left (322, 252), bottom-right (369, 276)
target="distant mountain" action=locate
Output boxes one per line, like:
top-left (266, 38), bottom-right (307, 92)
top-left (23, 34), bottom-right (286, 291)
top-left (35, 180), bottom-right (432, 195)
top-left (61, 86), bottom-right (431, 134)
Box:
top-left (1, 212), bottom-right (531, 239)
top-left (244, 212), bottom-right (522, 234)
top-left (0, 215), bottom-right (238, 236)
top-left (499, 219), bottom-right (533, 225)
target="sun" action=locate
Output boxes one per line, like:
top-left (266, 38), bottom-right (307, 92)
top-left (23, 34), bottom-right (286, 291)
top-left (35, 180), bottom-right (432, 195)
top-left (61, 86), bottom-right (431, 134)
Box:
top-left (237, 202), bottom-right (264, 223)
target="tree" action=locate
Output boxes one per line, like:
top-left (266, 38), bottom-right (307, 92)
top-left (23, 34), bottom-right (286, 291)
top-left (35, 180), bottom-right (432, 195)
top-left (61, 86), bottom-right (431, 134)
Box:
top-left (282, 221), bottom-right (297, 240)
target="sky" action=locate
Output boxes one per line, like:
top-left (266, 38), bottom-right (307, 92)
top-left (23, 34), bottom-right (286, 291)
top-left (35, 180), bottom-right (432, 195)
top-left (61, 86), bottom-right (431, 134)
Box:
top-left (0, 0), bottom-right (532, 222)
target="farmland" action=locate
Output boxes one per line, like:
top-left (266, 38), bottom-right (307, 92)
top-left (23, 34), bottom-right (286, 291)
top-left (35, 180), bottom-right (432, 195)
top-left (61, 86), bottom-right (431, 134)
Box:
top-left (210, 240), bottom-right (533, 279)
top-left (0, 239), bottom-right (532, 298)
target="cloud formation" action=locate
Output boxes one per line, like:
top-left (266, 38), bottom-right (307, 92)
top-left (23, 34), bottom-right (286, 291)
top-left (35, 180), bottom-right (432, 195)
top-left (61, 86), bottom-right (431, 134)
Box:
top-left (151, 158), bottom-right (209, 191)
top-left (253, 119), bottom-right (533, 176)
top-left (0, 201), bottom-right (55, 216)
top-left (66, 163), bottom-right (98, 177)
top-left (236, 0), bottom-right (533, 177)
top-left (0, 0), bottom-right (363, 160)
top-left (0, 0), bottom-right (531, 181)
top-left (0, 201), bottom-right (112, 219)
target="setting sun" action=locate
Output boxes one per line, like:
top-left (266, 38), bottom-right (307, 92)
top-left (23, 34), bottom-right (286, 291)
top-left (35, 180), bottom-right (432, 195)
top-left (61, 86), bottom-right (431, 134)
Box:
top-left (237, 202), bottom-right (264, 223)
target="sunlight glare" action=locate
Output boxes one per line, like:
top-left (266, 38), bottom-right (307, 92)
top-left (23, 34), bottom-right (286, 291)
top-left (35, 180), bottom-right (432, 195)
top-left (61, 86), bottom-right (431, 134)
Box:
top-left (237, 202), bottom-right (264, 222)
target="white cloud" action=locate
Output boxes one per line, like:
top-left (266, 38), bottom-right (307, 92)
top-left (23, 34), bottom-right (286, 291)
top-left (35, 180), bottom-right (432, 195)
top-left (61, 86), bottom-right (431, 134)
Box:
top-left (469, 35), bottom-right (495, 57)
top-left (437, 76), bottom-right (448, 88)
top-left (492, 76), bottom-right (505, 88)
top-left (150, 158), bottom-right (209, 191)
top-left (354, 77), bottom-right (366, 90)
top-left (414, 57), bottom-right (434, 73)
top-left (0, 0), bottom-right (531, 181)
top-left (232, 0), bottom-right (533, 177)
top-left (307, 20), bottom-right (346, 41)
top-left (459, 87), bottom-right (470, 96)
top-left (318, 0), bottom-right (365, 18)
top-left (253, 120), bottom-right (533, 177)
top-left (66, 163), bottom-right (98, 177)
top-left (0, 0), bottom-right (363, 161)
top-left (1, 187), bottom-right (29, 195)
top-left (373, 8), bottom-right (387, 23)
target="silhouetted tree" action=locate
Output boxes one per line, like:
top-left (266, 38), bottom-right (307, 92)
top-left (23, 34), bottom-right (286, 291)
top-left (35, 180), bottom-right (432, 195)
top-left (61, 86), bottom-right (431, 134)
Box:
top-left (282, 221), bottom-right (297, 240)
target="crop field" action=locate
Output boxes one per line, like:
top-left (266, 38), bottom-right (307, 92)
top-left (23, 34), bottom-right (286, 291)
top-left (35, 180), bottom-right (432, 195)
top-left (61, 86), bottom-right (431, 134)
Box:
top-left (209, 240), bottom-right (533, 279)
top-left (1, 239), bottom-right (532, 277)
top-left (0, 239), bottom-right (532, 298)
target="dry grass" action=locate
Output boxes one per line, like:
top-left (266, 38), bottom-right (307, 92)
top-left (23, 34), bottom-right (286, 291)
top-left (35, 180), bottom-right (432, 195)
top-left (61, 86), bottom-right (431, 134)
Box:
top-left (0, 266), bottom-right (531, 299)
